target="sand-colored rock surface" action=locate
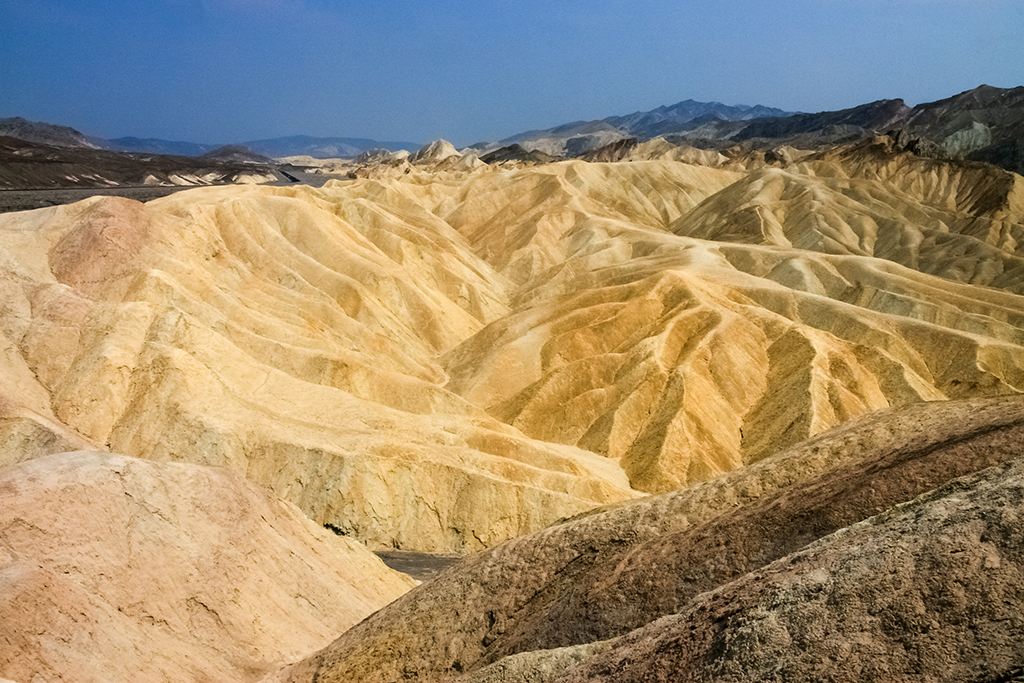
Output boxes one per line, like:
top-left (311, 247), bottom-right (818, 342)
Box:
top-left (674, 137), bottom-right (1024, 292)
top-left (270, 394), bottom-right (1024, 683)
top-left (0, 152), bottom-right (1022, 550)
top-left (0, 451), bottom-right (415, 683)
top-left (442, 157), bottom-right (1024, 492)
top-left (412, 139), bottom-right (462, 164)
top-left (0, 182), bottom-right (638, 553)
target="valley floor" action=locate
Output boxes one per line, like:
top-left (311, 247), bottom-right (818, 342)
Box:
top-left (0, 185), bottom-right (189, 213)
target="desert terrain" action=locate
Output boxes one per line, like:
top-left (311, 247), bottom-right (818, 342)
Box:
top-left (1, 93), bottom-right (1023, 681)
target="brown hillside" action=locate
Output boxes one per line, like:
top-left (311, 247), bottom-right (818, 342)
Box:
top-left (270, 395), bottom-right (1024, 683)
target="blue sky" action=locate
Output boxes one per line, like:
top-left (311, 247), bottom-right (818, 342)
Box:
top-left (1, 0), bottom-right (1022, 146)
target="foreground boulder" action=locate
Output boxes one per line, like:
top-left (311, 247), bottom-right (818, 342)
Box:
top-left (0, 451), bottom-right (416, 683)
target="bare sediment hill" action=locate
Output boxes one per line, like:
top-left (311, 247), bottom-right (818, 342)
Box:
top-left (0, 136), bottom-right (277, 193)
top-left (0, 451), bottom-right (414, 683)
top-left (0, 119), bottom-right (1023, 682)
top-left (0, 149), bottom-right (1022, 555)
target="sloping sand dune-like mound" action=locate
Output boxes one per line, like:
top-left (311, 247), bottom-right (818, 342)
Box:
top-left (0, 451), bottom-right (415, 683)
top-left (269, 394), bottom-right (1024, 683)
top-left (0, 153), bottom-right (1023, 551)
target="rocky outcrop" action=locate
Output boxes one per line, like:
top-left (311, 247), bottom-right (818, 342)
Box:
top-left (0, 451), bottom-right (415, 683)
top-left (901, 84), bottom-right (1024, 174)
top-left (270, 394), bottom-right (1024, 683)
top-left (480, 144), bottom-right (558, 165)
top-left (554, 455), bottom-right (1024, 683)
top-left (411, 139), bottom-right (462, 164)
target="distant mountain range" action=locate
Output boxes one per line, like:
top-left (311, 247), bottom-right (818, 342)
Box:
top-left (607, 99), bottom-right (794, 135)
top-left (0, 100), bottom-right (800, 160)
top-left (0, 118), bottom-right (421, 159)
top-left (485, 85), bottom-right (1024, 175)
top-left (705, 85), bottom-right (1024, 175)
top-left (470, 100), bottom-right (795, 157)
top-left (238, 135), bottom-right (423, 159)
top-left (95, 133), bottom-right (423, 156)
top-left (2, 84), bottom-right (1022, 175)
top-left (91, 135), bottom-right (422, 159)
top-left (96, 136), bottom-right (214, 157)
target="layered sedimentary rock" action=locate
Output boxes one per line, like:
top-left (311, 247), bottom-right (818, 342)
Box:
top-left (0, 150), bottom-right (1022, 551)
top-left (442, 153), bottom-right (1024, 492)
top-left (2, 118), bottom-right (1024, 683)
top-left (271, 394), bottom-right (1024, 683)
top-left (0, 179), bottom-right (639, 553)
top-left (674, 137), bottom-right (1024, 292)
top-left (411, 139), bottom-right (462, 164)
top-left (0, 451), bottom-right (415, 683)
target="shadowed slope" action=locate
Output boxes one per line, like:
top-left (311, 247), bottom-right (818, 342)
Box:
top-left (553, 457), bottom-right (1024, 683)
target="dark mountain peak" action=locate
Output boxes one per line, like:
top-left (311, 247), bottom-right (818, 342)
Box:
top-left (480, 143), bottom-right (556, 165)
top-left (200, 145), bottom-right (274, 164)
top-left (0, 116), bottom-right (97, 149)
top-left (913, 84), bottom-right (1024, 112)
top-left (596, 99), bottom-right (795, 140)
top-left (899, 84), bottom-right (1024, 174)
top-left (733, 98), bottom-right (911, 142)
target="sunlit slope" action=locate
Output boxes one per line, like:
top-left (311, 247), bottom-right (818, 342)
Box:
top-left (0, 451), bottom-right (415, 683)
top-left (443, 159), bottom-right (1024, 492)
top-left (1, 154), bottom-right (1023, 547)
top-left (0, 186), bottom-right (637, 554)
top-left (442, 161), bottom-right (743, 298)
top-left (673, 138), bottom-right (1024, 292)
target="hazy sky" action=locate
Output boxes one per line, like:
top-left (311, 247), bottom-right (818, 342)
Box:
top-left (2, 0), bottom-right (1022, 146)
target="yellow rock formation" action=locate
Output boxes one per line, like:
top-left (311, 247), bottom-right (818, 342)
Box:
top-left (0, 151), bottom-right (1022, 549)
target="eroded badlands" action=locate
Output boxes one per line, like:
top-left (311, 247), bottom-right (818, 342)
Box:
top-left (2, 138), bottom-right (1024, 681)
top-left (1, 139), bottom-right (1023, 554)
